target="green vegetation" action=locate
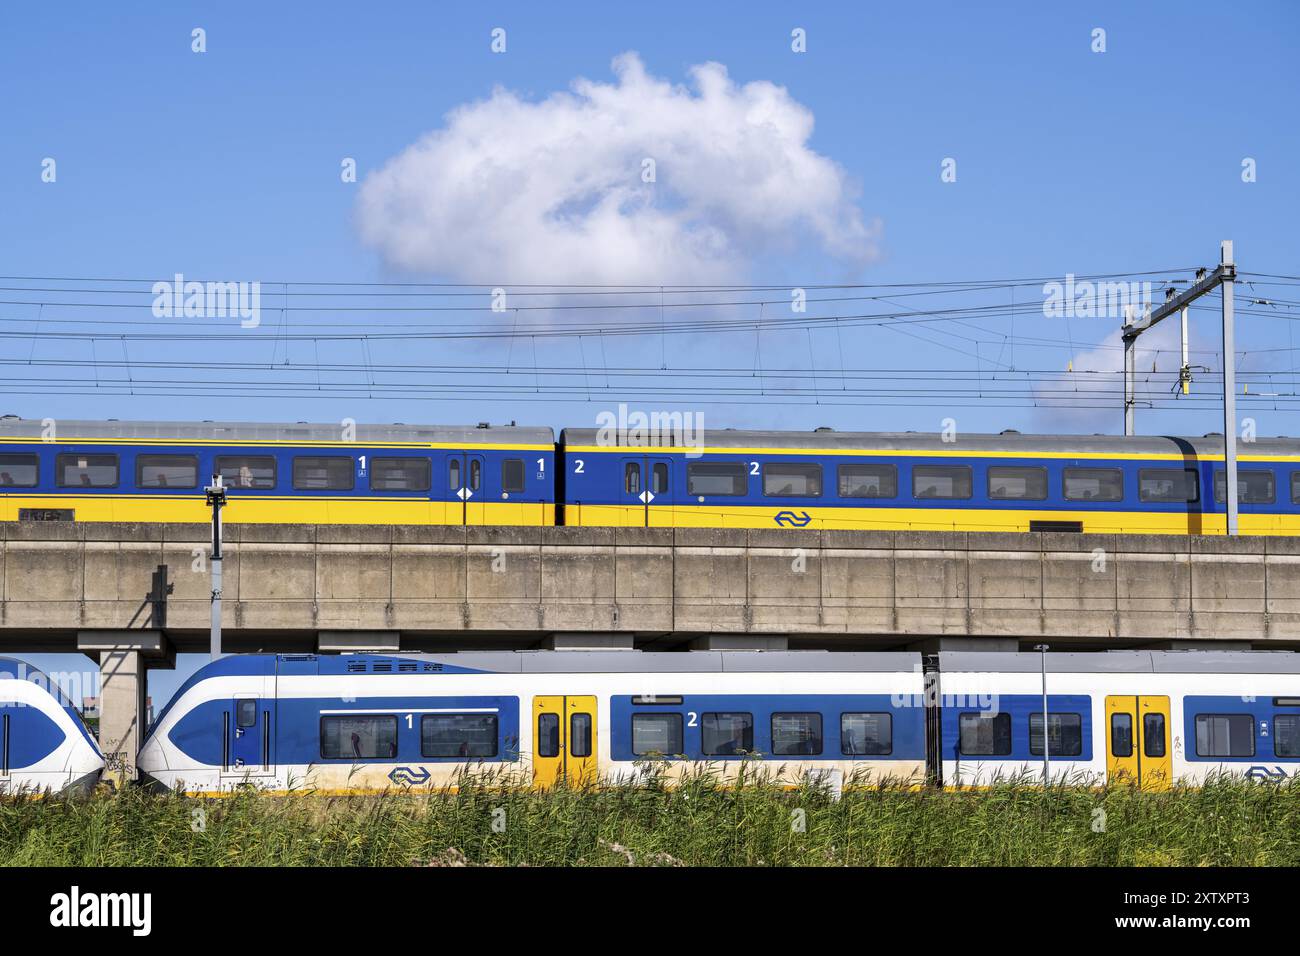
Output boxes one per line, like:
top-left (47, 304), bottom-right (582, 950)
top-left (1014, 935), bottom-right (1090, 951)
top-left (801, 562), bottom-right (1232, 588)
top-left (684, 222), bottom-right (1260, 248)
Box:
top-left (2, 765), bottom-right (1298, 866)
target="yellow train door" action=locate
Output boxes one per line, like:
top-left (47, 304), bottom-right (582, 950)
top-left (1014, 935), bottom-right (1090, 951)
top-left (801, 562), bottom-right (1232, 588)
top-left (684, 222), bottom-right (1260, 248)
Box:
top-left (1106, 695), bottom-right (1171, 791)
top-left (532, 695), bottom-right (597, 787)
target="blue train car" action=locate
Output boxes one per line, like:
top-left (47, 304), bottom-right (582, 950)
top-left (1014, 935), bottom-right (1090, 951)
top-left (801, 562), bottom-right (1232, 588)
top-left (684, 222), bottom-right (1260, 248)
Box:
top-left (0, 657), bottom-right (104, 794)
top-left (136, 651), bottom-right (927, 793)
top-left (0, 418), bottom-right (556, 526)
top-left (558, 428), bottom-right (1300, 534)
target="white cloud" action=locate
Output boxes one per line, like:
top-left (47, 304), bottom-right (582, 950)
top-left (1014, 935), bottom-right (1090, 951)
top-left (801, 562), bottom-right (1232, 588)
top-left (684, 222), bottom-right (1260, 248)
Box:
top-left (355, 53), bottom-right (878, 285)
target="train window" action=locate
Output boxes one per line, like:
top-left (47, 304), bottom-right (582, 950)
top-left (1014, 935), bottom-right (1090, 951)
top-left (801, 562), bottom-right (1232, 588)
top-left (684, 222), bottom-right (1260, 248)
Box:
top-left (319, 715), bottom-right (398, 760)
top-left (958, 712), bottom-right (1011, 755)
top-left (371, 457), bottom-right (431, 492)
top-left (632, 713), bottom-right (683, 755)
top-left (1111, 713), bottom-right (1133, 757)
top-left (469, 458), bottom-right (481, 491)
top-left (687, 462), bottom-right (747, 496)
top-left (1143, 713), bottom-right (1167, 758)
top-left (570, 713), bottom-right (593, 758)
top-left (0, 454), bottom-right (38, 488)
top-left (1138, 468), bottom-right (1198, 503)
top-left (624, 462), bottom-right (640, 494)
top-left (988, 466), bottom-right (1047, 501)
top-left (651, 462), bottom-right (669, 494)
top-left (701, 712), bottom-right (753, 755)
top-left (1194, 714), bottom-right (1254, 757)
top-left (236, 699), bottom-right (257, 728)
top-left (1274, 715), bottom-right (1300, 758)
top-left (912, 465), bottom-right (972, 500)
top-left (1028, 712), bottom-right (1083, 756)
top-left (1293, 472), bottom-right (1300, 505)
top-left (763, 462), bottom-right (822, 498)
top-left (1063, 467), bottom-right (1123, 502)
top-left (294, 456), bottom-right (354, 491)
top-left (838, 463), bottom-right (897, 498)
top-left (1214, 469), bottom-right (1275, 505)
top-left (421, 714), bottom-right (498, 758)
top-left (771, 713), bottom-right (823, 756)
top-left (537, 713), bottom-right (560, 758)
top-left (502, 459), bottom-right (525, 493)
top-left (136, 454), bottom-right (198, 489)
top-left (840, 713), bottom-right (893, 755)
top-left (56, 453), bottom-right (118, 488)
top-left (216, 455), bottom-right (276, 490)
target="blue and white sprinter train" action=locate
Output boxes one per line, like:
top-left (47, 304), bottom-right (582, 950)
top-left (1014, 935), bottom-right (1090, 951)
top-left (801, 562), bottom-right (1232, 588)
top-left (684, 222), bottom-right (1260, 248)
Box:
top-left (136, 649), bottom-right (1300, 793)
top-left (0, 657), bottom-right (105, 794)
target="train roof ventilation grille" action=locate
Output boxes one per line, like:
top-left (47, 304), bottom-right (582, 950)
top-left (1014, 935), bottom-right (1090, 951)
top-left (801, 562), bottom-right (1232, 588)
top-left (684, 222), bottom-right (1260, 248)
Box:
top-left (346, 661), bottom-right (367, 673)
top-left (371, 662), bottom-right (393, 673)
top-left (398, 662), bottom-right (418, 672)
top-left (424, 663), bottom-right (442, 673)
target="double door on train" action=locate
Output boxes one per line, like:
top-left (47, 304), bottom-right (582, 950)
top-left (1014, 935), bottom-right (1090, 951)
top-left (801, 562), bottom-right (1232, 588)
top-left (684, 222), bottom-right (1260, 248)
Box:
top-left (532, 696), bottom-right (597, 787)
top-left (444, 452), bottom-right (486, 525)
top-left (619, 456), bottom-right (671, 526)
top-left (1105, 696), bottom-right (1171, 790)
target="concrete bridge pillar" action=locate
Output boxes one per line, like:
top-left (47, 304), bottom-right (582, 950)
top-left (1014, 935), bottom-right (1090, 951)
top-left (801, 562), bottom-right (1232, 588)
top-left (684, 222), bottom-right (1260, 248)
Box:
top-left (76, 630), bottom-right (171, 785)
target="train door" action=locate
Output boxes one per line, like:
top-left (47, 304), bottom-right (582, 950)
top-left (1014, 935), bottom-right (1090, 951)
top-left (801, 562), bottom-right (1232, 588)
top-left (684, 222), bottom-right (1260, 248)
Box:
top-left (619, 456), bottom-right (671, 526)
top-left (532, 695), bottom-right (597, 787)
top-left (446, 452), bottom-right (486, 525)
top-left (1106, 695), bottom-right (1171, 790)
top-left (223, 694), bottom-right (273, 782)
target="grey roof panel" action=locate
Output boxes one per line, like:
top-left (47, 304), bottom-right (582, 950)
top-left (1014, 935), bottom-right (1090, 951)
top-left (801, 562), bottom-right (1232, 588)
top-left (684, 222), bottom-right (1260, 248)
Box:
top-left (0, 417), bottom-right (553, 444)
top-left (559, 428), bottom-right (1299, 457)
top-left (356, 650), bottom-right (922, 675)
top-left (940, 650), bottom-right (1300, 675)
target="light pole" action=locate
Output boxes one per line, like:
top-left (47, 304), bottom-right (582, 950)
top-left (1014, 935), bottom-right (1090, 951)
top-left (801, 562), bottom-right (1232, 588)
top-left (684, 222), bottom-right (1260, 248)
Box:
top-left (1033, 643), bottom-right (1049, 784)
top-left (205, 474), bottom-right (228, 660)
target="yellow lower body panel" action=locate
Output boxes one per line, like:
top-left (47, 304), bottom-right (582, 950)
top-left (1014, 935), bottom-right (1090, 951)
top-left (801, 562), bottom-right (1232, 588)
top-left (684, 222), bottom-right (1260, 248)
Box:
top-left (0, 495), bottom-right (554, 526)
top-left (566, 503), bottom-right (1300, 535)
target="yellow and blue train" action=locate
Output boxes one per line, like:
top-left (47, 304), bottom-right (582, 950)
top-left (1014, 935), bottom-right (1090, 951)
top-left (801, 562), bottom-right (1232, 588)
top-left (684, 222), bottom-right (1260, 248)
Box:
top-left (0, 416), bottom-right (1296, 535)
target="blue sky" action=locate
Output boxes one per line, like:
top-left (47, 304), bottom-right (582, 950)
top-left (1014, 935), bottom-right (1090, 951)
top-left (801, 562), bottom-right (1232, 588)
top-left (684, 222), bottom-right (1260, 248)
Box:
top-left (2, 0), bottom-right (1298, 702)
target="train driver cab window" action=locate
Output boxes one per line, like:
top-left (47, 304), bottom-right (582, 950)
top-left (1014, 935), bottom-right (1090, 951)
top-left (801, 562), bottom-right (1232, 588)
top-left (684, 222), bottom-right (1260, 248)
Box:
top-left (1063, 467), bottom-right (1123, 502)
top-left (988, 466), bottom-right (1047, 501)
top-left (56, 453), bottom-right (118, 488)
top-left (293, 456), bottom-right (354, 491)
top-left (771, 713), bottom-right (823, 756)
top-left (502, 459), bottom-right (525, 493)
top-left (762, 462), bottom-right (822, 497)
top-left (216, 455), bottom-right (276, 490)
top-left (371, 457), bottom-right (431, 492)
top-left (958, 712), bottom-right (1011, 755)
top-left (0, 454), bottom-right (38, 487)
top-left (1214, 469), bottom-right (1275, 505)
top-left (841, 713), bottom-right (892, 755)
top-left (687, 462), bottom-right (747, 497)
top-left (137, 454), bottom-right (199, 489)
top-left (838, 463), bottom-right (897, 498)
top-left (320, 715), bottom-right (398, 760)
top-left (1194, 714), bottom-right (1254, 758)
top-left (701, 713), bottom-right (753, 755)
top-left (1274, 715), bottom-right (1300, 758)
top-left (912, 465), bottom-right (972, 500)
top-left (1138, 468), bottom-right (1198, 503)
top-left (631, 713), bottom-right (683, 756)
top-left (1028, 713), bottom-right (1083, 756)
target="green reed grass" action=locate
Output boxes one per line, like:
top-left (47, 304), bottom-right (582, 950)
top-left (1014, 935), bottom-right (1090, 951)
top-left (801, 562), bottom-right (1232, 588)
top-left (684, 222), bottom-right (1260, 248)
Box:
top-left (2, 763), bottom-right (1298, 866)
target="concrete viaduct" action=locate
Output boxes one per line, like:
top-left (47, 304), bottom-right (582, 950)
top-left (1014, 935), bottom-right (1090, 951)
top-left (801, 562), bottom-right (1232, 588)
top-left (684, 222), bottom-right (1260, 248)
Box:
top-left (3, 521), bottom-right (1297, 779)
